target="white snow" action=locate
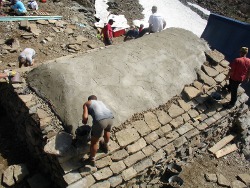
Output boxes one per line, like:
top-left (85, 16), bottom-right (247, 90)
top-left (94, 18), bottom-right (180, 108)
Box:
top-left (95, 0), bottom-right (209, 37)
top-left (187, 2), bottom-right (210, 16)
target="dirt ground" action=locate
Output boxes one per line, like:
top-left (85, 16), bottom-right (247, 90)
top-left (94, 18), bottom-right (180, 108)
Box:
top-left (180, 152), bottom-right (250, 188)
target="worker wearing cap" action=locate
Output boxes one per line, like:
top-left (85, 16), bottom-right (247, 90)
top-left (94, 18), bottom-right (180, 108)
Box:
top-left (224, 47), bottom-right (250, 108)
top-left (102, 19), bottom-right (114, 46)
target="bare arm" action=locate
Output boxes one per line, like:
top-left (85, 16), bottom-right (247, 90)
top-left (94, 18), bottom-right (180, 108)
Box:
top-left (82, 100), bottom-right (91, 124)
top-left (0, 73), bottom-right (8, 79)
top-left (225, 68), bottom-right (232, 80)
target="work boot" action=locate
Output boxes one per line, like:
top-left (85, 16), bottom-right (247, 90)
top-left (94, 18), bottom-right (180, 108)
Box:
top-left (223, 102), bottom-right (235, 109)
top-left (83, 157), bottom-right (96, 167)
top-left (100, 140), bottom-right (109, 154)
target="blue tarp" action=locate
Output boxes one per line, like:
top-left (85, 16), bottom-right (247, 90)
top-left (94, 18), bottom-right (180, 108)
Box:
top-left (201, 13), bottom-right (250, 62)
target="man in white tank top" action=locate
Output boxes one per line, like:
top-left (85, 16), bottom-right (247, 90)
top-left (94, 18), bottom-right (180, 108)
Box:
top-left (82, 95), bottom-right (114, 166)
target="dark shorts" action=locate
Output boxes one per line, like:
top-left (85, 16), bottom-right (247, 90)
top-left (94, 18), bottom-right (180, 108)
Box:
top-left (92, 118), bottom-right (114, 138)
top-left (104, 37), bottom-right (112, 46)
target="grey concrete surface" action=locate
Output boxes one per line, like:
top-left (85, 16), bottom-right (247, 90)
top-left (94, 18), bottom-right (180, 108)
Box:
top-left (27, 28), bottom-right (209, 134)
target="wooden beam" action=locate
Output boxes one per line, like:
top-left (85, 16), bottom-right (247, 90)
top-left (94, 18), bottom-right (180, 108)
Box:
top-left (208, 134), bottom-right (235, 154)
top-left (215, 144), bottom-right (237, 158)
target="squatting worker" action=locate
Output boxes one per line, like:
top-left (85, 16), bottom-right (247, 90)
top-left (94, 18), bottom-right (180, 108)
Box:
top-left (102, 19), bottom-right (114, 46)
top-left (224, 47), bottom-right (250, 109)
top-left (18, 48), bottom-right (36, 68)
top-left (12, 0), bottom-right (27, 15)
top-left (82, 95), bottom-right (114, 166)
top-left (138, 6), bottom-right (166, 37)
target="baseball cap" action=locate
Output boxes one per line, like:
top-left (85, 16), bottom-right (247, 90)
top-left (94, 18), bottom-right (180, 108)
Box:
top-left (109, 19), bottom-right (115, 23)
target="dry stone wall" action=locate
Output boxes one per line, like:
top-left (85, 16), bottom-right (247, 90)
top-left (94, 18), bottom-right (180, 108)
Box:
top-left (0, 49), bottom-right (249, 188)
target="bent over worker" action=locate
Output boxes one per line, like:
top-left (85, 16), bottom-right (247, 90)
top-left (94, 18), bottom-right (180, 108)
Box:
top-left (82, 95), bottom-right (114, 166)
top-left (18, 48), bottom-right (36, 68)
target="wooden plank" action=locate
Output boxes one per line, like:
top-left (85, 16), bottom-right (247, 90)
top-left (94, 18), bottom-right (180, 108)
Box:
top-left (208, 134), bottom-right (235, 154)
top-left (215, 144), bottom-right (237, 158)
top-left (0, 16), bottom-right (62, 22)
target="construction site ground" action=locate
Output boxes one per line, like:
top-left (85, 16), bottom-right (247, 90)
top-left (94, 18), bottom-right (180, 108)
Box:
top-left (0, 0), bottom-right (250, 187)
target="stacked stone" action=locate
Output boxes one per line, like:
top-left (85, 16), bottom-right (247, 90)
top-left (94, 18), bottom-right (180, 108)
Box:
top-left (0, 71), bottom-right (66, 187)
top-left (63, 50), bottom-right (249, 188)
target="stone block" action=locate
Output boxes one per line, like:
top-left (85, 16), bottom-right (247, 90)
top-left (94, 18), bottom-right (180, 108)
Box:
top-left (144, 131), bottom-right (159, 144)
top-left (170, 116), bottom-right (184, 128)
top-left (124, 151), bottom-right (145, 167)
top-left (168, 104), bottom-right (185, 118)
top-left (109, 140), bottom-right (120, 153)
top-left (93, 167), bottom-right (113, 180)
top-left (95, 156), bottom-right (112, 169)
top-left (90, 181), bottom-right (110, 188)
top-left (160, 124), bottom-right (172, 135)
top-left (183, 86), bottom-right (201, 100)
top-left (202, 65), bottom-right (219, 77)
top-left (155, 110), bottom-right (172, 125)
top-left (204, 117), bottom-right (217, 126)
top-left (205, 173), bottom-right (217, 183)
top-left (115, 128), bottom-right (140, 147)
top-left (188, 109), bottom-right (199, 118)
top-left (196, 69), bottom-right (216, 86)
top-left (205, 50), bottom-right (225, 65)
top-left (37, 109), bottom-right (49, 119)
top-left (163, 143), bottom-right (175, 155)
top-left (165, 131), bottom-right (179, 144)
top-left (213, 113), bottom-right (222, 121)
top-left (151, 149), bottom-right (165, 163)
top-left (142, 145), bottom-right (156, 156)
top-left (173, 136), bottom-right (187, 148)
top-left (152, 137), bottom-right (167, 149)
top-left (61, 159), bottom-right (84, 174)
top-left (132, 120), bottom-right (151, 136)
top-left (127, 138), bottom-right (147, 154)
top-left (144, 112), bottom-right (161, 131)
top-left (20, 20), bottom-right (30, 28)
top-left (182, 113), bottom-right (190, 122)
top-left (178, 100), bottom-right (191, 112)
top-left (66, 177), bottom-right (88, 188)
top-left (215, 73), bottom-right (226, 83)
top-left (193, 80), bottom-right (203, 90)
top-left (111, 149), bottom-right (129, 161)
top-left (183, 128), bottom-right (199, 139)
top-left (232, 180), bottom-right (247, 188)
top-left (109, 175), bottom-right (123, 188)
top-left (155, 128), bottom-right (164, 137)
top-left (134, 158), bottom-right (153, 173)
top-left (110, 161), bottom-right (126, 175)
top-left (237, 174), bottom-right (250, 186)
top-left (190, 135), bottom-right (201, 147)
top-left (195, 122), bottom-right (208, 131)
top-left (63, 171), bottom-right (82, 185)
top-left (177, 123), bottom-right (193, 135)
top-left (220, 60), bottom-right (230, 68)
top-left (19, 94), bottom-right (33, 103)
top-left (122, 167), bottom-right (137, 181)
top-left (79, 165), bottom-right (97, 177)
top-left (217, 173), bottom-right (230, 187)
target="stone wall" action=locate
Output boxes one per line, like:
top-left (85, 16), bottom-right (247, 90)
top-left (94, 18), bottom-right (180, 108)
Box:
top-left (0, 49), bottom-right (249, 188)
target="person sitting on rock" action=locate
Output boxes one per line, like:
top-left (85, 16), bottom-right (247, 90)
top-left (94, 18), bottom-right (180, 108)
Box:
top-left (224, 47), bottom-right (250, 109)
top-left (12, 0), bottom-right (26, 15)
top-left (27, 0), bottom-right (38, 10)
top-left (124, 25), bottom-right (139, 42)
top-left (18, 48), bottom-right (36, 68)
top-left (138, 6), bottom-right (166, 37)
top-left (82, 95), bottom-right (114, 166)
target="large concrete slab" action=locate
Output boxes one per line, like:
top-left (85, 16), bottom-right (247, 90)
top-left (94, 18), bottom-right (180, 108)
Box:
top-left (27, 28), bottom-right (209, 134)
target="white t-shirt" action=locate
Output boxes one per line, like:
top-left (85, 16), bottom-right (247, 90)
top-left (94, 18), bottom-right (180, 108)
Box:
top-left (18, 48), bottom-right (36, 65)
top-left (28, 1), bottom-right (38, 10)
top-left (148, 13), bottom-right (166, 33)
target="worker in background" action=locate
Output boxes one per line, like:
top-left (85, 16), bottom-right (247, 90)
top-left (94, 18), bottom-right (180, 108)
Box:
top-left (138, 6), bottom-right (166, 37)
top-left (102, 19), bottom-right (114, 46)
top-left (18, 48), bottom-right (36, 68)
top-left (124, 25), bottom-right (139, 42)
top-left (82, 95), bottom-right (114, 166)
top-left (11, 0), bottom-right (26, 15)
top-left (27, 0), bottom-right (38, 10)
top-left (224, 47), bottom-right (250, 109)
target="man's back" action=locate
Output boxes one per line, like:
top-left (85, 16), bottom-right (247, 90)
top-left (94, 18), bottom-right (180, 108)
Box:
top-left (230, 57), bottom-right (250, 82)
top-left (148, 13), bottom-right (165, 33)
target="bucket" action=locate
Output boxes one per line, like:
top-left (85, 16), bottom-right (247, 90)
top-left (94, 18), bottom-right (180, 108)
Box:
top-left (40, 0), bottom-right (46, 3)
top-left (10, 72), bottom-right (22, 83)
top-left (168, 175), bottom-right (184, 187)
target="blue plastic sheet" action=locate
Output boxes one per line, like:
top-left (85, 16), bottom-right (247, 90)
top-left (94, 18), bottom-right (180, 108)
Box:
top-left (201, 13), bottom-right (250, 62)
